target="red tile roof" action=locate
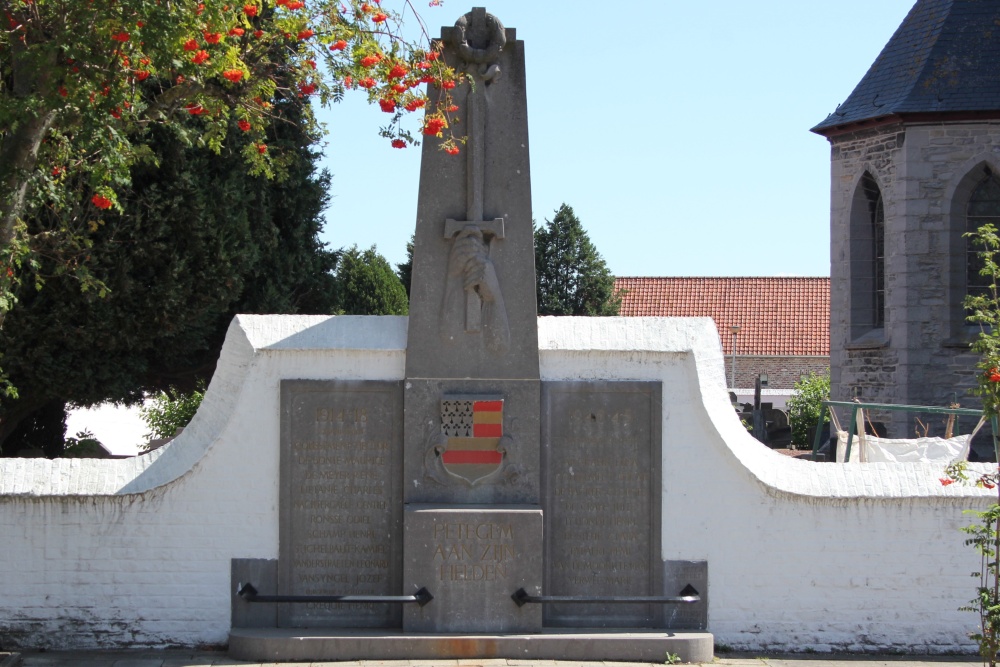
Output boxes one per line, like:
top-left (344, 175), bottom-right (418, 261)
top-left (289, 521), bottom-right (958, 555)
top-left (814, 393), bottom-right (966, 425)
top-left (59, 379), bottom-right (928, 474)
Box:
top-left (614, 277), bottom-right (830, 356)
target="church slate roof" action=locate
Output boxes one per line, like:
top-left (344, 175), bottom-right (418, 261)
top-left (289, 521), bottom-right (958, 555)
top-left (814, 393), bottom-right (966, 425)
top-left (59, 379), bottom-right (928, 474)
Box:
top-left (812, 0), bottom-right (1000, 135)
top-left (613, 277), bottom-right (830, 357)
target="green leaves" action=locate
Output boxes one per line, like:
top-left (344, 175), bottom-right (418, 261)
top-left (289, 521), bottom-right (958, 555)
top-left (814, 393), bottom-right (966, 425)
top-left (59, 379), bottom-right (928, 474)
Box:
top-left (958, 505), bottom-right (1000, 665)
top-left (0, 97), bottom-right (338, 453)
top-left (0, 0), bottom-right (456, 331)
top-left (965, 224), bottom-right (1000, 422)
top-left (533, 204), bottom-right (620, 317)
top-left (956, 224), bottom-right (1000, 666)
top-left (786, 370), bottom-right (830, 448)
top-left (140, 383), bottom-right (205, 445)
top-left (333, 244), bottom-right (408, 316)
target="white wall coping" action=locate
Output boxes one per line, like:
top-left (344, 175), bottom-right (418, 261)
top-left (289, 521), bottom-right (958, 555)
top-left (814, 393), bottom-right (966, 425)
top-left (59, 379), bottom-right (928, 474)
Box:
top-left (0, 314), bottom-right (992, 501)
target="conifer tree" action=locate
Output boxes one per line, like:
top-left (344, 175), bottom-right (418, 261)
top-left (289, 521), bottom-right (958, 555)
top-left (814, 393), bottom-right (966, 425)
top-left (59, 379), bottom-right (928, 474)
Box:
top-left (334, 245), bottom-right (409, 316)
top-left (396, 236), bottom-right (414, 299)
top-left (534, 204), bottom-right (620, 316)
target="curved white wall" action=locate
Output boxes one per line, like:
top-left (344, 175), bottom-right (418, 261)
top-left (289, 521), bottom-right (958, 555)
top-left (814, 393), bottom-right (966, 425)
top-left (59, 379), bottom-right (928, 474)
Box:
top-left (0, 314), bottom-right (991, 651)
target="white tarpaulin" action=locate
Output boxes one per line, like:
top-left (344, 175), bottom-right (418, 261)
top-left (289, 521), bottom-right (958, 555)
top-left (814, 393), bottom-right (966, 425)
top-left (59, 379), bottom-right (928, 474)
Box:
top-left (837, 431), bottom-right (973, 463)
top-left (835, 408), bottom-right (982, 463)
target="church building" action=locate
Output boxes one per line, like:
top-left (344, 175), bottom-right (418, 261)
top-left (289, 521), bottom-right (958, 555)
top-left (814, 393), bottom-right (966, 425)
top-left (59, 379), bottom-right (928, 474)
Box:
top-left (812, 0), bottom-right (1000, 442)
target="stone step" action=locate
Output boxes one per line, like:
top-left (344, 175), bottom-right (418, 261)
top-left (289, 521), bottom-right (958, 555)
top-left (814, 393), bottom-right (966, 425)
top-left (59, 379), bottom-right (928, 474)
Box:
top-left (229, 627), bottom-right (714, 663)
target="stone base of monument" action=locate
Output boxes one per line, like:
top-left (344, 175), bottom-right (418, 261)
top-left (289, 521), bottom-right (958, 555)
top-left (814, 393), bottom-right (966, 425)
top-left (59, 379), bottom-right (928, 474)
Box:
top-left (403, 505), bottom-right (543, 633)
top-left (228, 627), bottom-right (714, 663)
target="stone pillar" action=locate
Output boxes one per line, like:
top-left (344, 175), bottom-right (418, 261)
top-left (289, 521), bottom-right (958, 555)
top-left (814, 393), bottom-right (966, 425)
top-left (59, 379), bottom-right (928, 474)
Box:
top-left (402, 8), bottom-right (542, 633)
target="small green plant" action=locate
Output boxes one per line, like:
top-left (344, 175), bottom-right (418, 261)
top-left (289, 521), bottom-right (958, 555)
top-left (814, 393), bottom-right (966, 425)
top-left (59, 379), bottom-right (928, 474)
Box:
top-left (960, 502), bottom-right (1000, 666)
top-left (664, 651), bottom-right (681, 665)
top-left (62, 429), bottom-right (105, 458)
top-left (786, 370), bottom-right (830, 448)
top-left (140, 382), bottom-right (205, 451)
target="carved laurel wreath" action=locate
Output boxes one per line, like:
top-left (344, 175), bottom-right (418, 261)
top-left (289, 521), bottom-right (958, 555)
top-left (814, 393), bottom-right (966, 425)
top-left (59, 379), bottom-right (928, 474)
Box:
top-left (452, 10), bottom-right (506, 65)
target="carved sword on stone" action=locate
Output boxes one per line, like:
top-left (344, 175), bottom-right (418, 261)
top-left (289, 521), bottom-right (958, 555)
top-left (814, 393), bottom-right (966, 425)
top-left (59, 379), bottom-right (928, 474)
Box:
top-left (443, 17), bottom-right (505, 334)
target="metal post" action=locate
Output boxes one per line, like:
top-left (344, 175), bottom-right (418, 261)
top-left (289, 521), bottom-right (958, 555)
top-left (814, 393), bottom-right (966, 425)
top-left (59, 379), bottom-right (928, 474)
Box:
top-left (811, 408), bottom-right (825, 458)
top-left (729, 325), bottom-right (741, 392)
top-left (844, 404), bottom-right (859, 462)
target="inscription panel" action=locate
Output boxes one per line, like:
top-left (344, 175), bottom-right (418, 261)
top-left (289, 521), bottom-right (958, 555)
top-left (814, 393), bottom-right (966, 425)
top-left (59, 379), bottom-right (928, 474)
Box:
top-left (403, 505), bottom-right (542, 633)
top-left (541, 381), bottom-right (662, 628)
top-left (279, 380), bottom-right (403, 628)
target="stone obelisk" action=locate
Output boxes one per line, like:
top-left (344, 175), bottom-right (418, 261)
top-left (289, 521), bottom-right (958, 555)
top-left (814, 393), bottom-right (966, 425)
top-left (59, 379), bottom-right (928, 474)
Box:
top-left (402, 8), bottom-right (542, 632)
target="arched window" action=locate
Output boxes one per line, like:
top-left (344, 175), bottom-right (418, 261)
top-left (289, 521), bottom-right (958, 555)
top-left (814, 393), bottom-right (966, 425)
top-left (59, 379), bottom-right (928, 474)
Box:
top-left (861, 174), bottom-right (885, 329)
top-left (850, 172), bottom-right (885, 336)
top-left (967, 169), bottom-right (1000, 301)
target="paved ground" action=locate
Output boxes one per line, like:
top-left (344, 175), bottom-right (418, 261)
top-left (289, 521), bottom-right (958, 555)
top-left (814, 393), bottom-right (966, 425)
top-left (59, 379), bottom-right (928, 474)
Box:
top-left (2, 651), bottom-right (986, 667)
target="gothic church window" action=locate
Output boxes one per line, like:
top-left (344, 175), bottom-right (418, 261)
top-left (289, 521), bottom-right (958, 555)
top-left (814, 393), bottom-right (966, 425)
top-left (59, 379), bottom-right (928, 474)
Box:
top-left (863, 174), bottom-right (886, 329)
top-left (967, 170), bottom-right (1000, 301)
top-left (849, 172), bottom-right (885, 338)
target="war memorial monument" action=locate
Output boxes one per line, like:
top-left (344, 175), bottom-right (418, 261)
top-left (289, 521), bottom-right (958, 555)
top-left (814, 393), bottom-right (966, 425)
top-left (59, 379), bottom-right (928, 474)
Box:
top-left (0, 4), bottom-right (993, 659)
top-left (229, 8), bottom-right (711, 661)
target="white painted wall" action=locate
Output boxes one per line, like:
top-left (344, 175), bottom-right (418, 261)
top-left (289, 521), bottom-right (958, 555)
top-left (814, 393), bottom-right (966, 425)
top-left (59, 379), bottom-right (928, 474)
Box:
top-left (0, 314), bottom-right (992, 652)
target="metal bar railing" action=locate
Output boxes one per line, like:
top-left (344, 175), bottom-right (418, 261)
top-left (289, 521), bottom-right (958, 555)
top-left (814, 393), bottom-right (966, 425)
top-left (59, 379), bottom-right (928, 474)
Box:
top-left (511, 584), bottom-right (700, 608)
top-left (237, 583), bottom-right (433, 607)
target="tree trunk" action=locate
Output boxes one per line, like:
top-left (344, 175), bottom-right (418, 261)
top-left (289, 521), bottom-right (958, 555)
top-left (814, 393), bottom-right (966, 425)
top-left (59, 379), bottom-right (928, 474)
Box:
top-left (0, 396), bottom-right (52, 456)
top-left (0, 109), bottom-right (57, 247)
top-left (0, 39), bottom-right (59, 327)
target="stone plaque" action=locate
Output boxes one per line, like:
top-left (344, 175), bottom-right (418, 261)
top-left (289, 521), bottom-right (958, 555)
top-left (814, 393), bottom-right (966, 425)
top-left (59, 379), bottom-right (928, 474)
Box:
top-left (279, 380), bottom-right (403, 628)
top-left (403, 505), bottom-right (543, 632)
top-left (541, 381), bottom-right (663, 628)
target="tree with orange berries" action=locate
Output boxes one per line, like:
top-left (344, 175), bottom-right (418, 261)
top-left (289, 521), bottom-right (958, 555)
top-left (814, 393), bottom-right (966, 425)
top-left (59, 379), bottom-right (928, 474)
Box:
top-left (0, 0), bottom-right (459, 327)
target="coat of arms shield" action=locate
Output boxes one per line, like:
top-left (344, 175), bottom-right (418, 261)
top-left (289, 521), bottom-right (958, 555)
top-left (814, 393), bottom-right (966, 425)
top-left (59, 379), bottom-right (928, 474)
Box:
top-left (440, 395), bottom-right (504, 485)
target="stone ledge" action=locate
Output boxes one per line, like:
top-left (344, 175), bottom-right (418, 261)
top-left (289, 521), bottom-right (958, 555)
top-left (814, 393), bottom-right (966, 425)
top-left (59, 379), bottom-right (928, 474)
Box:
top-left (228, 627), bottom-right (714, 663)
top-left (845, 328), bottom-right (890, 350)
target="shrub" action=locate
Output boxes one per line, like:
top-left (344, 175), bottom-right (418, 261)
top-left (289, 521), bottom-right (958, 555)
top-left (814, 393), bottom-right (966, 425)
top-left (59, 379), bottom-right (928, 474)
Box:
top-left (62, 429), bottom-right (106, 458)
top-left (140, 382), bottom-right (205, 449)
top-left (787, 370), bottom-right (830, 448)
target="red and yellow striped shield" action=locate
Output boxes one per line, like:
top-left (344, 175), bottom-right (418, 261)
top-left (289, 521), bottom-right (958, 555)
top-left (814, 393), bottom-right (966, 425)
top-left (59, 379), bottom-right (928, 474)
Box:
top-left (440, 396), bottom-right (504, 485)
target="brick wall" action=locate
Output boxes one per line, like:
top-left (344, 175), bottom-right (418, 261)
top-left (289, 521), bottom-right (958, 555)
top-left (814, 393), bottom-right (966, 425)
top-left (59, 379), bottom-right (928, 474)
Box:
top-left (723, 355), bottom-right (828, 390)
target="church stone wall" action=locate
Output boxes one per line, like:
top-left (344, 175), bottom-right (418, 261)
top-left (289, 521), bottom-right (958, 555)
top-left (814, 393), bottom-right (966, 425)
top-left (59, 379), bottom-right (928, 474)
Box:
top-left (895, 123), bottom-right (1000, 420)
top-left (829, 121), bottom-right (1000, 438)
top-left (830, 125), bottom-right (903, 410)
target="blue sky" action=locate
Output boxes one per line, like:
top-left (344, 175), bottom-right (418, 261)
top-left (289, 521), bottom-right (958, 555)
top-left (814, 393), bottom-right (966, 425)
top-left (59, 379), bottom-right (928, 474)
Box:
top-left (313, 0), bottom-right (917, 277)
